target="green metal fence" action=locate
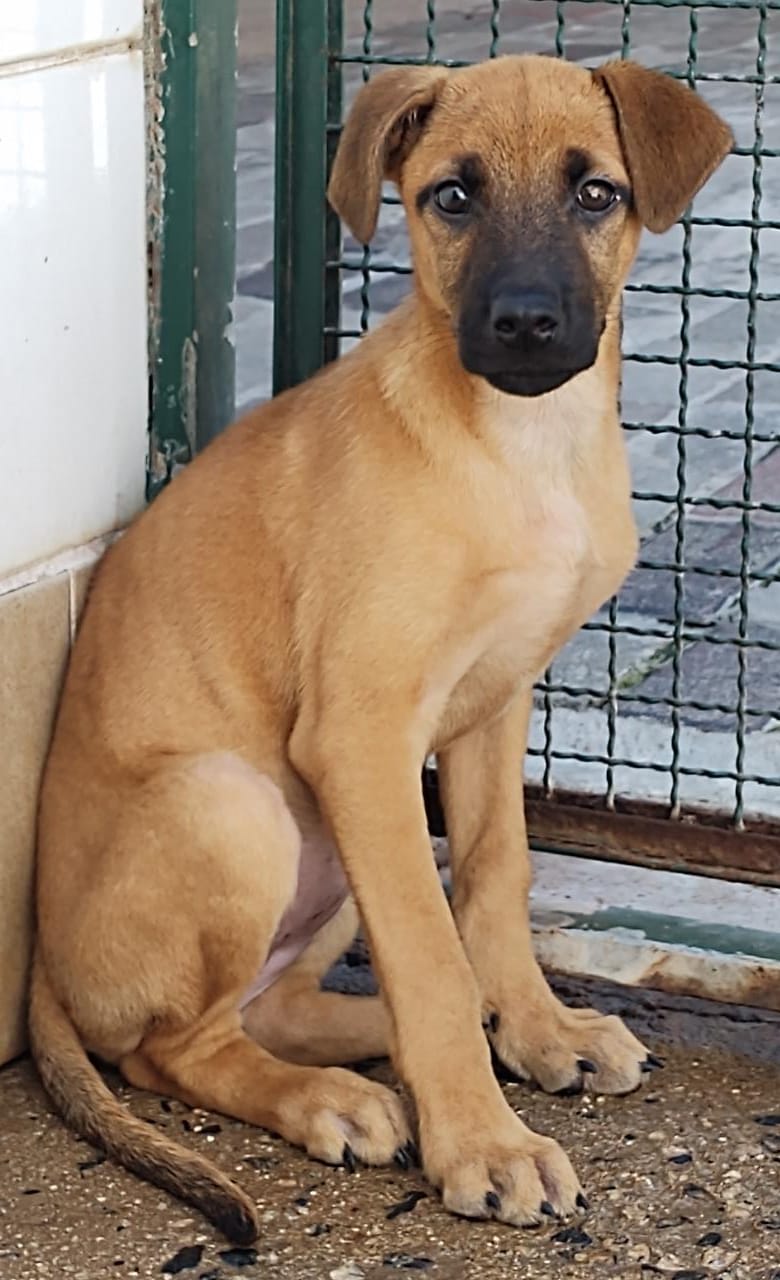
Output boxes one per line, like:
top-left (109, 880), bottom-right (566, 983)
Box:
top-left (147, 0), bottom-right (238, 496)
top-left (273, 0), bottom-right (780, 886)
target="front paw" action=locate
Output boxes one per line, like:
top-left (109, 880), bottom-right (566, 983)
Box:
top-left (422, 1103), bottom-right (583, 1227)
top-left (488, 998), bottom-right (655, 1097)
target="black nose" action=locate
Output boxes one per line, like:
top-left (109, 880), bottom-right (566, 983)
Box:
top-left (489, 290), bottom-right (562, 347)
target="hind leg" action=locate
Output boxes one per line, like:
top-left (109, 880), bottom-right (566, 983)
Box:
top-left (64, 752), bottom-right (409, 1166)
top-left (242, 897), bottom-right (391, 1067)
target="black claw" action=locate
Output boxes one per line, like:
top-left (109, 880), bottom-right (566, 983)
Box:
top-left (485, 1190), bottom-right (501, 1213)
top-left (540, 1200), bottom-right (557, 1218)
top-left (645, 1053), bottom-right (665, 1069)
top-left (405, 1140), bottom-right (421, 1167)
top-left (394, 1146), bottom-right (410, 1170)
top-left (342, 1144), bottom-right (357, 1173)
top-left (576, 1192), bottom-right (590, 1212)
top-left (555, 1080), bottom-right (584, 1098)
top-left (577, 1059), bottom-right (598, 1074)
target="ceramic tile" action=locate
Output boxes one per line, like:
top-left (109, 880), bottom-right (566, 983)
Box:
top-left (0, 52), bottom-right (147, 577)
top-left (0, 574), bottom-right (70, 1065)
top-left (0, 0), bottom-right (142, 65)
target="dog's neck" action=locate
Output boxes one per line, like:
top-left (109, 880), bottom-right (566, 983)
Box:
top-left (372, 293), bottom-right (622, 480)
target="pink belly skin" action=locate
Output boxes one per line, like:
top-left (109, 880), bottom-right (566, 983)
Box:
top-left (239, 834), bottom-right (349, 1007)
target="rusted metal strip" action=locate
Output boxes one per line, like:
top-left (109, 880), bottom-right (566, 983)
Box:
top-left (422, 768), bottom-right (780, 887)
top-left (525, 787), bottom-right (780, 888)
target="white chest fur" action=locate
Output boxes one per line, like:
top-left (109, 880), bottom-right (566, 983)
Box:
top-left (424, 371), bottom-right (636, 749)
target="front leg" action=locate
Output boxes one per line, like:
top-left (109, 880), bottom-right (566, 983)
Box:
top-left (291, 707), bottom-right (582, 1226)
top-left (438, 690), bottom-right (651, 1096)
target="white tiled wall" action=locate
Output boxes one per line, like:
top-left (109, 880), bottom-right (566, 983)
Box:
top-left (0, 1), bottom-right (146, 579)
top-left (0, 1), bottom-right (147, 1067)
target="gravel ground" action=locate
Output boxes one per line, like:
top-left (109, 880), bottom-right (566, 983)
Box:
top-left (2, 980), bottom-right (779, 1280)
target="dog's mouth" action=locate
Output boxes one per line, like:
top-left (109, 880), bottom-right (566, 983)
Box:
top-left (457, 334), bottom-right (600, 399)
top-left (481, 366), bottom-right (589, 397)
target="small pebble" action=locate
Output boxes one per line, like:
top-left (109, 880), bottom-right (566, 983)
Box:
top-left (217, 1248), bottom-right (259, 1268)
top-left (382, 1256), bottom-right (433, 1270)
top-left (754, 1115), bottom-right (780, 1127)
top-left (552, 1227), bottom-right (592, 1247)
top-left (697, 1231), bottom-right (723, 1246)
top-left (386, 1191), bottom-right (428, 1220)
top-left (242, 1155), bottom-right (275, 1170)
top-left (160, 1245), bottom-right (204, 1275)
top-left (702, 1248), bottom-right (740, 1274)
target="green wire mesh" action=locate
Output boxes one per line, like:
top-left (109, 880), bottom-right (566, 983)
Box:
top-left (323, 0), bottom-right (780, 834)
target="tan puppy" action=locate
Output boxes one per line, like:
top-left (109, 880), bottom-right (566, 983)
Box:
top-left (30, 55), bottom-right (731, 1242)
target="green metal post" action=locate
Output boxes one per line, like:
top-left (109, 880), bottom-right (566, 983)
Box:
top-left (147, 0), bottom-right (237, 497)
top-left (273, 0), bottom-right (343, 394)
top-left (194, 1), bottom-right (238, 451)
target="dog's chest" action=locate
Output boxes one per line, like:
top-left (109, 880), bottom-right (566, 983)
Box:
top-left (431, 493), bottom-right (632, 749)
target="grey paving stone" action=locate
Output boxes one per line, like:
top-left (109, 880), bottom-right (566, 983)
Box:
top-left (618, 520), bottom-right (780, 629)
top-left (236, 163), bottom-right (273, 231)
top-left (534, 609), bottom-right (665, 705)
top-left (701, 442), bottom-right (780, 528)
top-left (747, 579), bottom-right (780, 629)
top-left (233, 294), bottom-right (273, 413)
top-left (236, 219), bottom-right (273, 276)
top-left (625, 621), bottom-right (780, 734)
top-left (236, 87), bottom-right (274, 130)
top-left (238, 259), bottom-right (273, 300)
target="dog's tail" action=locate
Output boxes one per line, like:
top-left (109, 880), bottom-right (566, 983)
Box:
top-left (28, 958), bottom-right (259, 1244)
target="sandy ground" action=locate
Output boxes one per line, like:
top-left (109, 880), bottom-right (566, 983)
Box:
top-left (2, 977), bottom-right (778, 1280)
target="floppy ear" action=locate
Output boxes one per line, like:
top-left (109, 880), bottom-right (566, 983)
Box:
top-left (594, 61), bottom-right (733, 233)
top-left (327, 66), bottom-right (448, 244)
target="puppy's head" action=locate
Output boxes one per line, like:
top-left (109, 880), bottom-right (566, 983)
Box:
top-left (328, 56), bottom-right (732, 397)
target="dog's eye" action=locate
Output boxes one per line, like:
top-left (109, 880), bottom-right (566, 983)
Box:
top-left (576, 179), bottom-right (619, 214)
top-left (433, 181), bottom-right (471, 216)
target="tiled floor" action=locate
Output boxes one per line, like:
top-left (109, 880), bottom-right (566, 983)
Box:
top-left (234, 0), bottom-right (780, 823)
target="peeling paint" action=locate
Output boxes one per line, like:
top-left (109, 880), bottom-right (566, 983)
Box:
top-left (181, 334), bottom-right (198, 459)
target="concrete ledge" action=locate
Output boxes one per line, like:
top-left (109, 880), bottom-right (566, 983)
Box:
top-left (529, 849), bottom-right (780, 1012)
